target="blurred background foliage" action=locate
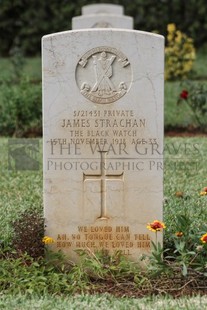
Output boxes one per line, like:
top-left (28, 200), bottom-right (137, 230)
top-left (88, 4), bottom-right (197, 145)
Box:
top-left (0, 0), bottom-right (207, 56)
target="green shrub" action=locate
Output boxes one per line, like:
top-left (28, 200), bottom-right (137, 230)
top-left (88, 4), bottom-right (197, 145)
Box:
top-left (0, 77), bottom-right (42, 137)
top-left (165, 23), bottom-right (196, 81)
top-left (9, 44), bottom-right (26, 81)
top-left (12, 210), bottom-right (44, 259)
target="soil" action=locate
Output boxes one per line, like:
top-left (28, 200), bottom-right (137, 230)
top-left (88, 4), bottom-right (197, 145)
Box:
top-left (89, 276), bottom-right (207, 298)
top-left (165, 127), bottom-right (207, 137)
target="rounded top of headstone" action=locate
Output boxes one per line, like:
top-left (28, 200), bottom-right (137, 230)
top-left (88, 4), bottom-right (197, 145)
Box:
top-left (82, 4), bottom-right (124, 15)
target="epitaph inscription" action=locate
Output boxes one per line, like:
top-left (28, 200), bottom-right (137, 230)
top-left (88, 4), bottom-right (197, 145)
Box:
top-left (76, 46), bottom-right (132, 104)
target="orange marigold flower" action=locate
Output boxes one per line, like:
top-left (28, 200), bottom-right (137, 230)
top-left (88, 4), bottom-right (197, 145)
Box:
top-left (175, 232), bottom-right (183, 237)
top-left (147, 220), bottom-right (166, 232)
top-left (200, 233), bottom-right (207, 244)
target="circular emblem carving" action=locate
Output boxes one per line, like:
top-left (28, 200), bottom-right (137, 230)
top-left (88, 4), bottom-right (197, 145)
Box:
top-left (76, 46), bottom-right (132, 104)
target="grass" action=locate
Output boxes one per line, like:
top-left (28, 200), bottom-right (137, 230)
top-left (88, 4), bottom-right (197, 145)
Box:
top-left (0, 138), bottom-right (42, 244)
top-left (163, 137), bottom-right (207, 241)
top-left (0, 294), bottom-right (207, 310)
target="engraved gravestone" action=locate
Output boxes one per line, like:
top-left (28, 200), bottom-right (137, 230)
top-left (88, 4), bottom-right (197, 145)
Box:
top-left (42, 28), bottom-right (164, 262)
top-left (72, 4), bottom-right (133, 30)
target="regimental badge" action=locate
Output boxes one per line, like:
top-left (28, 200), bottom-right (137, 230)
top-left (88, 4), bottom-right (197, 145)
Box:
top-left (76, 46), bottom-right (132, 104)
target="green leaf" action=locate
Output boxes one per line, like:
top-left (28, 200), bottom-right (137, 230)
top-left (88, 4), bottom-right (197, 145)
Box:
top-left (182, 263), bottom-right (188, 277)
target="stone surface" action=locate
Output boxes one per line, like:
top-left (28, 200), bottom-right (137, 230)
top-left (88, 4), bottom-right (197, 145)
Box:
top-left (42, 29), bottom-right (164, 262)
top-left (72, 14), bottom-right (133, 30)
top-left (82, 4), bottom-right (124, 15)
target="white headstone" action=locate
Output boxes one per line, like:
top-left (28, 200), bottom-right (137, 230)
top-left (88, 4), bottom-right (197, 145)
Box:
top-left (72, 14), bottom-right (133, 30)
top-left (42, 28), bottom-right (164, 263)
top-left (82, 4), bottom-right (124, 15)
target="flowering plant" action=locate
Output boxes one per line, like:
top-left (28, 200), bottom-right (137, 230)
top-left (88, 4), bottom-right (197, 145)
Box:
top-left (145, 220), bottom-right (168, 274)
top-left (146, 212), bottom-right (207, 277)
top-left (165, 23), bottom-right (196, 80)
top-left (147, 220), bottom-right (166, 232)
top-left (178, 82), bottom-right (207, 131)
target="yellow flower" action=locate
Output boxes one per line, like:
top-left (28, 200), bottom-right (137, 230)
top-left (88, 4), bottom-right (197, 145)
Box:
top-left (147, 220), bottom-right (166, 232)
top-left (167, 23), bottom-right (176, 33)
top-left (42, 236), bottom-right (55, 244)
top-left (175, 30), bottom-right (182, 43)
top-left (200, 233), bottom-right (207, 244)
top-left (167, 34), bottom-right (174, 42)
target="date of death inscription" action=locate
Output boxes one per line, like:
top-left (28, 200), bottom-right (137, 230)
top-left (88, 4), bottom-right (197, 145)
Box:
top-left (55, 226), bottom-right (151, 256)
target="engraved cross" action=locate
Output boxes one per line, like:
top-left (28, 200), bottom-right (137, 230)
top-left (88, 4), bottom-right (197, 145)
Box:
top-left (83, 151), bottom-right (124, 220)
